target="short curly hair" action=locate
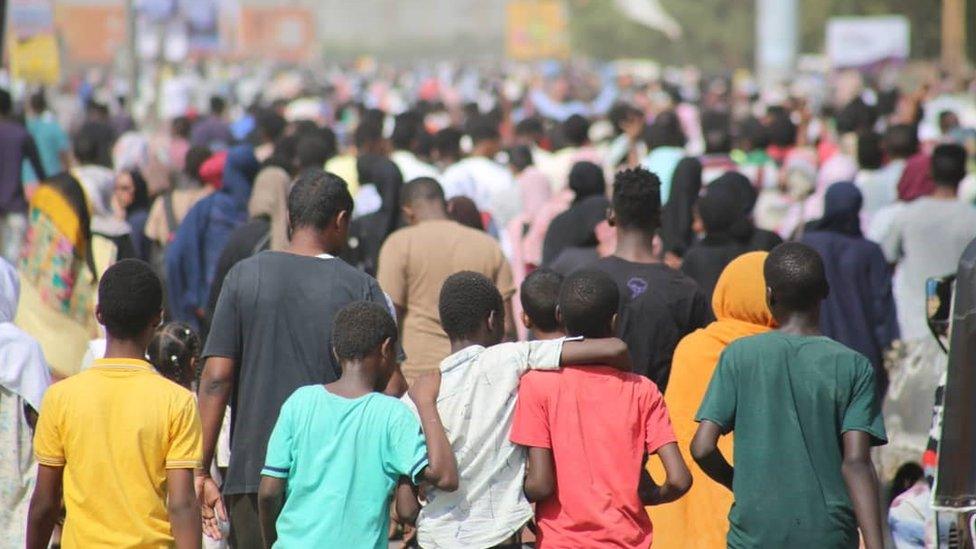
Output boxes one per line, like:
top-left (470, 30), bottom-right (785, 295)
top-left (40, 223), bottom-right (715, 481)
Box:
top-left (331, 301), bottom-right (398, 361)
top-left (612, 167), bottom-right (661, 231)
top-left (558, 269), bottom-right (619, 338)
top-left (520, 268), bottom-right (563, 332)
top-left (439, 271), bottom-right (503, 340)
top-left (97, 259), bottom-right (162, 340)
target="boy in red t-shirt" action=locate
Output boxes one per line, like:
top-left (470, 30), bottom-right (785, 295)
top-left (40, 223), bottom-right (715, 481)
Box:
top-left (510, 269), bottom-right (692, 548)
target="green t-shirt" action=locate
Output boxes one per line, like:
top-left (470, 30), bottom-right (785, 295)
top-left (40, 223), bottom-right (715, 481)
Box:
top-left (262, 386), bottom-right (428, 549)
top-left (696, 332), bottom-right (887, 549)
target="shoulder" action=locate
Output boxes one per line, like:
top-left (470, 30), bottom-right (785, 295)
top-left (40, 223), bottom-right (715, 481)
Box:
top-left (370, 393), bottom-right (418, 422)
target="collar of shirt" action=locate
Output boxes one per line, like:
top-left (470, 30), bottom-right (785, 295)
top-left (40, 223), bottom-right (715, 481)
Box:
top-left (440, 344), bottom-right (487, 374)
top-left (91, 357), bottom-right (155, 371)
top-left (317, 253), bottom-right (334, 260)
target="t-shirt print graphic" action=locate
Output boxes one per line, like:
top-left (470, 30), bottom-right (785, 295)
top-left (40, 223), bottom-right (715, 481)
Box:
top-left (627, 277), bottom-right (648, 299)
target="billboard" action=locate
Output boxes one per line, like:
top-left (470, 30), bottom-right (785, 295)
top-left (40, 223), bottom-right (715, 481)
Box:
top-left (8, 0), bottom-right (61, 83)
top-left (506, 0), bottom-right (570, 60)
top-left (237, 7), bottom-right (316, 62)
top-left (826, 16), bottom-right (910, 69)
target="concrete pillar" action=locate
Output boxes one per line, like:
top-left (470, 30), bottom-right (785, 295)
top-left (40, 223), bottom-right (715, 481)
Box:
top-left (755, 0), bottom-right (798, 90)
top-left (941, 0), bottom-right (968, 74)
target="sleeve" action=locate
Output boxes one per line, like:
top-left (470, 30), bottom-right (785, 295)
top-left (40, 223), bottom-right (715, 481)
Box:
top-left (644, 383), bottom-right (678, 454)
top-left (23, 134), bottom-right (47, 181)
top-left (494, 253), bottom-right (516, 300)
top-left (879, 209), bottom-right (903, 263)
top-left (376, 235), bottom-right (408, 308)
top-left (384, 404), bottom-right (429, 484)
top-left (262, 393), bottom-right (297, 478)
top-left (867, 244), bottom-right (899, 351)
top-left (201, 264), bottom-right (241, 360)
top-left (33, 389), bottom-right (65, 467)
top-left (165, 392), bottom-right (203, 469)
top-left (842, 359), bottom-right (888, 445)
top-left (694, 347), bottom-right (738, 433)
top-left (509, 372), bottom-right (552, 448)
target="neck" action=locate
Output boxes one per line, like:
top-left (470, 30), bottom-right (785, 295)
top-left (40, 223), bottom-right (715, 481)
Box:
top-left (775, 311), bottom-right (822, 336)
top-left (413, 203), bottom-right (450, 223)
top-left (286, 229), bottom-right (337, 257)
top-left (531, 329), bottom-right (566, 341)
top-left (472, 145), bottom-right (494, 159)
top-left (614, 228), bottom-right (659, 263)
top-left (103, 337), bottom-right (147, 361)
top-left (450, 337), bottom-right (490, 354)
top-left (931, 185), bottom-right (958, 199)
top-left (326, 361), bottom-right (379, 397)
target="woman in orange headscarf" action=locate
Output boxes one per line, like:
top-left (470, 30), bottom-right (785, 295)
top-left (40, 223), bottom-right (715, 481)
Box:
top-left (647, 251), bottom-right (777, 548)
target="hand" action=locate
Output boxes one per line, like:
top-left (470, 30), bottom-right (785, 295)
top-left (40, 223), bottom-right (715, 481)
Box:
top-left (408, 370), bottom-right (441, 407)
top-left (195, 473), bottom-right (227, 540)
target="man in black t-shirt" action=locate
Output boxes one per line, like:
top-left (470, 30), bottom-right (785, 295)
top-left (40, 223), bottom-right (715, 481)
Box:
top-left (594, 168), bottom-right (710, 391)
top-left (195, 170), bottom-right (400, 549)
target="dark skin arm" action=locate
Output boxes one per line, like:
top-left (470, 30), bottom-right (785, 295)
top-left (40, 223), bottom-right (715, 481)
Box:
top-left (523, 447), bottom-right (556, 502)
top-left (26, 465), bottom-right (63, 549)
top-left (559, 337), bottom-right (632, 372)
top-left (393, 477), bottom-right (421, 526)
top-left (409, 372), bottom-right (459, 491)
top-left (167, 469), bottom-right (202, 549)
top-left (841, 431), bottom-right (884, 549)
top-left (640, 443), bottom-right (693, 505)
top-left (503, 299), bottom-right (518, 342)
top-left (690, 420), bottom-right (734, 491)
top-left (195, 355), bottom-right (235, 539)
top-left (257, 476), bottom-right (285, 549)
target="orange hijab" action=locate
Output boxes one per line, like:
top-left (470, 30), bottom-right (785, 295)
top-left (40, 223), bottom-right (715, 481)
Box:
top-left (647, 251), bottom-right (776, 549)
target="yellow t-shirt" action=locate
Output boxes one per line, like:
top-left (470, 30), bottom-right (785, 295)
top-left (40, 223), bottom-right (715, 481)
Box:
top-left (34, 358), bottom-right (202, 548)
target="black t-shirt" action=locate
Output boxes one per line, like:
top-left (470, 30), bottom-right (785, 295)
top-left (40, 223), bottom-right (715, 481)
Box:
top-left (594, 256), bottom-right (710, 391)
top-left (203, 251), bottom-right (390, 494)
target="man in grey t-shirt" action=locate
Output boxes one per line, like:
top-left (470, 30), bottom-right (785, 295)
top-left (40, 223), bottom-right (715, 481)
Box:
top-left (195, 170), bottom-right (401, 549)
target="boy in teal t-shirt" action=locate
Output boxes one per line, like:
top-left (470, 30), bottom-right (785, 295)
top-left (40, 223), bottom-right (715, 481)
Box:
top-left (256, 302), bottom-right (457, 548)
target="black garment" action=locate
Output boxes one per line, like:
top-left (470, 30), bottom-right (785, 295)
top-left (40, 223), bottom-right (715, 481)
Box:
top-left (203, 251), bottom-right (390, 495)
top-left (548, 246), bottom-right (599, 276)
top-left (680, 235), bottom-right (749, 302)
top-left (542, 195), bottom-right (609, 266)
top-left (660, 157), bottom-right (702, 257)
top-left (343, 154), bottom-right (403, 276)
top-left (594, 256), bottom-right (710, 391)
top-left (75, 119), bottom-right (116, 168)
top-left (206, 217), bottom-right (271, 322)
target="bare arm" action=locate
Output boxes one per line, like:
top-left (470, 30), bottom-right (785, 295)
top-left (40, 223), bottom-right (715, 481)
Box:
top-left (841, 431), bottom-right (883, 549)
top-left (167, 469), bottom-right (202, 549)
top-left (690, 420), bottom-right (734, 491)
top-left (559, 337), bottom-right (632, 372)
top-left (641, 443), bottom-right (692, 505)
top-left (383, 364), bottom-right (409, 397)
top-left (195, 356), bottom-right (235, 538)
top-left (26, 465), bottom-right (63, 549)
top-left (523, 447), bottom-right (556, 502)
top-left (257, 476), bottom-right (285, 549)
top-left (409, 372), bottom-right (459, 492)
top-left (393, 477), bottom-right (421, 526)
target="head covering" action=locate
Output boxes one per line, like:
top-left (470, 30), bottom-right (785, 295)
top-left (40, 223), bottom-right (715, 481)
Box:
top-left (816, 153), bottom-right (858, 193)
top-left (808, 182), bottom-right (863, 237)
top-left (112, 132), bottom-right (150, 174)
top-left (660, 157), bottom-right (703, 256)
top-left (17, 174), bottom-right (101, 377)
top-left (247, 166), bottom-right (290, 251)
top-left (568, 161), bottom-right (605, 203)
top-left (126, 169), bottom-right (151, 216)
top-left (897, 152), bottom-right (935, 202)
top-left (73, 164), bottom-right (131, 237)
top-left (0, 259), bottom-right (50, 410)
top-left (647, 251), bottom-right (774, 549)
top-left (199, 151), bottom-right (228, 188)
top-left (447, 196), bottom-right (485, 231)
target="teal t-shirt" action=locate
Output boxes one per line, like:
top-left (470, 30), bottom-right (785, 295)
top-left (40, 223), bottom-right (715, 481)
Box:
top-left (262, 386), bottom-right (429, 549)
top-left (696, 332), bottom-right (887, 549)
top-left (23, 116), bottom-right (68, 182)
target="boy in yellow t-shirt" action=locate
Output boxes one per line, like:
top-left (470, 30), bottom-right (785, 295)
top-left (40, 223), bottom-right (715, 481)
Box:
top-left (27, 259), bottom-right (203, 548)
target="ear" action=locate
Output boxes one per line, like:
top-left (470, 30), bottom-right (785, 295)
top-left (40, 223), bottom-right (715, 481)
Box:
top-left (380, 337), bottom-right (394, 362)
top-left (95, 305), bottom-right (104, 325)
top-left (554, 305), bottom-right (563, 326)
top-left (520, 311), bottom-right (533, 331)
top-left (765, 286), bottom-right (775, 308)
top-left (606, 207), bottom-right (616, 226)
top-left (401, 205), bottom-right (414, 223)
top-left (610, 312), bottom-right (619, 334)
top-left (152, 309), bottom-right (163, 329)
top-left (335, 209), bottom-right (350, 229)
top-left (486, 309), bottom-right (497, 333)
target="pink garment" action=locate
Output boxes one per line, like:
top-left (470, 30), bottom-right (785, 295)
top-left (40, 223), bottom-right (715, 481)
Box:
top-left (777, 152), bottom-right (858, 239)
top-left (897, 152), bottom-right (935, 202)
top-left (518, 167), bottom-right (552, 217)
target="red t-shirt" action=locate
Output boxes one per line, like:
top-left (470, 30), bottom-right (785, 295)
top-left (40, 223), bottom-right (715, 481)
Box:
top-left (510, 366), bottom-right (676, 548)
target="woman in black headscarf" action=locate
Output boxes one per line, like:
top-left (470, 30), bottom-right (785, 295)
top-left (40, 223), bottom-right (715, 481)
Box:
top-left (801, 182), bottom-right (897, 393)
top-left (344, 154), bottom-right (404, 276)
top-left (113, 169), bottom-right (151, 261)
top-left (542, 161), bottom-right (608, 269)
top-left (681, 172), bottom-right (782, 301)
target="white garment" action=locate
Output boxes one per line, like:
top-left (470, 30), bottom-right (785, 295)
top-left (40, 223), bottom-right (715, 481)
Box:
top-left (391, 150), bottom-right (440, 182)
top-left (0, 259), bottom-right (50, 411)
top-left (855, 159), bottom-right (905, 225)
top-left (441, 157), bottom-right (521, 227)
top-left (403, 340), bottom-right (566, 548)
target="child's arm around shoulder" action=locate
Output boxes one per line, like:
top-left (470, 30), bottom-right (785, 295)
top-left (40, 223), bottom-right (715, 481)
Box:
top-left (503, 337), bottom-right (632, 376)
top-left (408, 372), bottom-right (459, 492)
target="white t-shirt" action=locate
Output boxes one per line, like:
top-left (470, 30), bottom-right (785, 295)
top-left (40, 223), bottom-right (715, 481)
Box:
top-left (441, 156), bottom-right (521, 227)
top-left (403, 339), bottom-right (566, 548)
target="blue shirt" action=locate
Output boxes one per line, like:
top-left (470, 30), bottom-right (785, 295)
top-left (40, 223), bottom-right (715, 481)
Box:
top-left (262, 385), bottom-right (428, 549)
top-left (23, 114), bottom-right (68, 182)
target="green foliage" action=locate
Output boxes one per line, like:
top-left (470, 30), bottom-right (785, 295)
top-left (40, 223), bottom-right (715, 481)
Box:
top-left (568, 0), bottom-right (973, 69)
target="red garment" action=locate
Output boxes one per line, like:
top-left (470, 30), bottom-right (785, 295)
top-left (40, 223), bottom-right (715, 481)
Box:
top-left (897, 152), bottom-right (935, 202)
top-left (198, 150), bottom-right (228, 189)
top-left (511, 366), bottom-right (677, 548)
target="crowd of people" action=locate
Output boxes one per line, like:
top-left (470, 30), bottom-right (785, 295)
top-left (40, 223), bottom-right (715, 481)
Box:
top-left (0, 59), bottom-right (974, 548)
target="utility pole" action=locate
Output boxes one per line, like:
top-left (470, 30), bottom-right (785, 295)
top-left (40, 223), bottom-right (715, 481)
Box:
top-left (941, 0), bottom-right (968, 75)
top-left (127, 0), bottom-right (138, 114)
top-left (755, 0), bottom-right (798, 90)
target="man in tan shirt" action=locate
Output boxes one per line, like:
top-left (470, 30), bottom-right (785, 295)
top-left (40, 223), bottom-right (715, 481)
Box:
top-left (378, 177), bottom-right (516, 382)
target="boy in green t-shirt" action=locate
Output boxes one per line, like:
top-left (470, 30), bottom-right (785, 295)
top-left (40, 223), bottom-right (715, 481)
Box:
top-left (692, 242), bottom-right (887, 549)
top-left (256, 302), bottom-right (457, 548)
